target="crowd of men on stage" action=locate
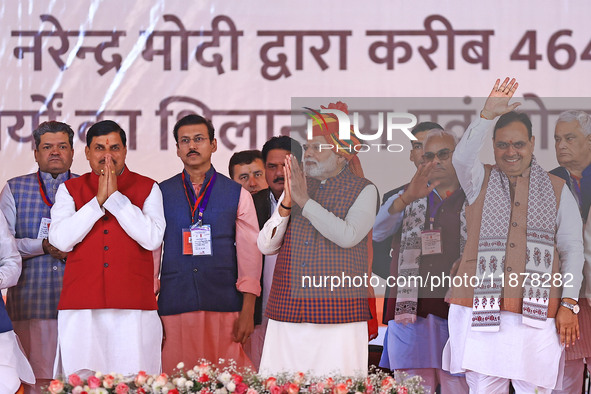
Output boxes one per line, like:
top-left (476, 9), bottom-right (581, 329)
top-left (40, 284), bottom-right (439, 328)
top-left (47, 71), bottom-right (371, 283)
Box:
top-left (1, 77), bottom-right (591, 394)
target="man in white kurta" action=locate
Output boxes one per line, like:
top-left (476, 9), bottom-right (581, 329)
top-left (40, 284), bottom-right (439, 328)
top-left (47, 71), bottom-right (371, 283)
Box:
top-left (0, 210), bottom-right (35, 392)
top-left (443, 78), bottom-right (584, 393)
top-left (49, 120), bottom-right (165, 378)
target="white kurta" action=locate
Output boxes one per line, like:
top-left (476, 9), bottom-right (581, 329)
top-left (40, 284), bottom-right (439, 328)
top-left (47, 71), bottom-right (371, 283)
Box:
top-left (0, 211), bottom-right (35, 390)
top-left (257, 180), bottom-right (377, 377)
top-left (49, 180), bottom-right (166, 377)
top-left (444, 117), bottom-right (585, 389)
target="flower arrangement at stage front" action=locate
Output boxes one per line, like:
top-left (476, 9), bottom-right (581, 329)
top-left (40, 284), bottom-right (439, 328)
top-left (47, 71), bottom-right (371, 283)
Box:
top-left (45, 360), bottom-right (425, 394)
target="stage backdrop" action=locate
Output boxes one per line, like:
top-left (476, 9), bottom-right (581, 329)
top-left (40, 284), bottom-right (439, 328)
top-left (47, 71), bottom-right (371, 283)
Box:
top-left (1, 0), bottom-right (590, 197)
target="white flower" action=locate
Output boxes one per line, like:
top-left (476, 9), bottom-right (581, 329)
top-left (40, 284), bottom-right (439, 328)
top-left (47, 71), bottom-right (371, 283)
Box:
top-left (72, 387), bottom-right (84, 394)
top-left (226, 382), bottom-right (236, 392)
top-left (177, 362), bottom-right (185, 370)
top-left (218, 371), bottom-right (232, 385)
top-left (187, 370), bottom-right (196, 378)
top-left (162, 387), bottom-right (169, 394)
top-left (185, 381), bottom-right (195, 389)
top-left (176, 377), bottom-right (187, 387)
top-left (215, 389), bottom-right (228, 394)
top-left (95, 371), bottom-right (103, 378)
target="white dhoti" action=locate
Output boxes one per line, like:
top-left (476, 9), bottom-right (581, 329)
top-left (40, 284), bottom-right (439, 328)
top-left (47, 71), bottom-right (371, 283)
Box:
top-left (54, 309), bottom-right (162, 378)
top-left (443, 304), bottom-right (564, 390)
top-left (259, 319), bottom-right (368, 378)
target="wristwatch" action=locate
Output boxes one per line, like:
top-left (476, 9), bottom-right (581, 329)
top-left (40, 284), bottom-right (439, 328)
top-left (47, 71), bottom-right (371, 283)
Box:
top-left (560, 301), bottom-right (580, 314)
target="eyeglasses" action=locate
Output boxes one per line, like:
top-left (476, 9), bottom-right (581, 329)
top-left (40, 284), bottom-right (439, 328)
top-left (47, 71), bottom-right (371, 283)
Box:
top-left (422, 149), bottom-right (453, 162)
top-left (302, 143), bottom-right (323, 153)
top-left (178, 136), bottom-right (209, 146)
top-left (494, 141), bottom-right (527, 150)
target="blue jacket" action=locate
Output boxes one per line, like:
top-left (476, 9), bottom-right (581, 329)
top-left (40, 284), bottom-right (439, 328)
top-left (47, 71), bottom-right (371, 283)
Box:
top-left (158, 167), bottom-right (243, 316)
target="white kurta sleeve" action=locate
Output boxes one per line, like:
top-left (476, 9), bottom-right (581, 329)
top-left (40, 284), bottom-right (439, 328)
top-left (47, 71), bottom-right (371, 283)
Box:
top-left (301, 184), bottom-right (378, 249)
top-left (452, 118), bottom-right (494, 204)
top-left (372, 190), bottom-right (404, 242)
top-left (556, 184), bottom-right (584, 300)
top-left (102, 183), bottom-right (166, 251)
top-left (0, 184), bottom-right (45, 259)
top-left (0, 213), bottom-right (22, 290)
top-left (257, 192), bottom-right (289, 256)
top-left (48, 183), bottom-right (105, 252)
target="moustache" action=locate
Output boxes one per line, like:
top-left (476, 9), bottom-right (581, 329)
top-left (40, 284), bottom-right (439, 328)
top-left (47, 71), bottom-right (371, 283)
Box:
top-left (187, 150), bottom-right (200, 156)
top-left (273, 177), bottom-right (284, 184)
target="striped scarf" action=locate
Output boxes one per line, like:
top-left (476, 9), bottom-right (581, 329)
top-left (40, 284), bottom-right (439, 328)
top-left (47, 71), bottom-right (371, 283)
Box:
top-left (471, 157), bottom-right (557, 331)
top-left (395, 191), bottom-right (467, 324)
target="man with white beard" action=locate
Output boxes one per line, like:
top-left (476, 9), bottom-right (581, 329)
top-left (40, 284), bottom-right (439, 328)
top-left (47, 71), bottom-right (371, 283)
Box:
top-left (257, 102), bottom-right (378, 377)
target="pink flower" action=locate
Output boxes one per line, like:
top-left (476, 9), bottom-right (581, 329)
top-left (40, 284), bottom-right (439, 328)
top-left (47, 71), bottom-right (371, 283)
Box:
top-left (310, 382), bottom-right (325, 393)
top-left (333, 383), bottom-right (347, 394)
top-left (345, 379), bottom-right (353, 388)
top-left (246, 389), bottom-right (259, 394)
top-left (325, 378), bottom-right (335, 389)
top-left (48, 380), bottom-right (65, 394)
top-left (88, 376), bottom-right (101, 389)
top-left (155, 373), bottom-right (169, 385)
top-left (115, 383), bottom-right (130, 394)
top-left (137, 389), bottom-right (146, 394)
top-left (68, 374), bottom-right (83, 387)
top-left (135, 371), bottom-right (148, 386)
top-left (235, 382), bottom-right (248, 394)
top-left (103, 374), bottom-right (115, 389)
top-left (397, 387), bottom-right (408, 394)
top-left (198, 373), bottom-right (210, 383)
top-left (381, 377), bottom-right (395, 391)
top-left (270, 385), bottom-right (282, 394)
top-left (265, 377), bottom-right (277, 389)
top-left (293, 372), bottom-right (305, 385)
top-left (232, 373), bottom-right (243, 384)
top-left (287, 383), bottom-right (299, 394)
top-left (169, 390), bottom-right (180, 394)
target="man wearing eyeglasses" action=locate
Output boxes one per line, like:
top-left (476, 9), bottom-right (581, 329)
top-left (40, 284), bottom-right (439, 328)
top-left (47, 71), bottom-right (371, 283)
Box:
top-left (157, 114), bottom-right (262, 373)
top-left (372, 122), bottom-right (444, 281)
top-left (378, 129), bottom-right (469, 393)
top-left (444, 78), bottom-right (584, 393)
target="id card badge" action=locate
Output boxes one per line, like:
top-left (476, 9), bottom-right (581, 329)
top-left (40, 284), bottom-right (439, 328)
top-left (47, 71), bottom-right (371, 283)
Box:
top-left (190, 223), bottom-right (213, 256)
top-left (37, 217), bottom-right (51, 239)
top-left (421, 229), bottom-right (442, 255)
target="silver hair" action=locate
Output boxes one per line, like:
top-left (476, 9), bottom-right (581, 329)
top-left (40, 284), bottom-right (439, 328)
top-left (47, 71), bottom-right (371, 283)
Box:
top-left (556, 110), bottom-right (591, 136)
top-left (422, 128), bottom-right (459, 147)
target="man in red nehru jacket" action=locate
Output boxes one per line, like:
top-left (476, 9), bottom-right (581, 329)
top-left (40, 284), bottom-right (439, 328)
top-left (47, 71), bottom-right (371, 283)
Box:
top-left (49, 120), bottom-right (166, 378)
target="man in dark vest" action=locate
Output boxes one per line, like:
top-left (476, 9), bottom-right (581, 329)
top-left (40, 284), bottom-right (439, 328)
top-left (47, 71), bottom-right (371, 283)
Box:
top-left (444, 78), bottom-right (584, 393)
top-left (549, 110), bottom-right (591, 394)
top-left (258, 102), bottom-right (378, 377)
top-left (49, 120), bottom-right (165, 377)
top-left (0, 121), bottom-right (76, 393)
top-left (0, 213), bottom-right (34, 392)
top-left (158, 114), bottom-right (261, 373)
top-left (244, 135), bottom-right (302, 370)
